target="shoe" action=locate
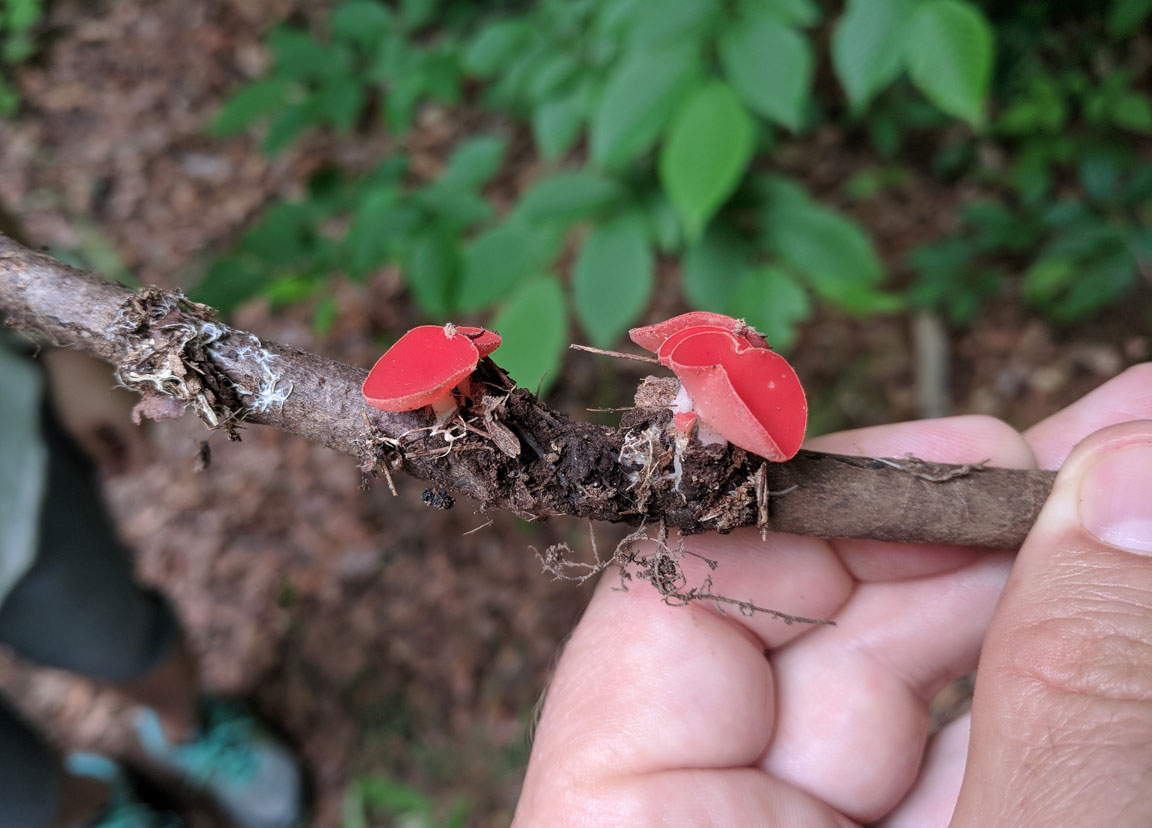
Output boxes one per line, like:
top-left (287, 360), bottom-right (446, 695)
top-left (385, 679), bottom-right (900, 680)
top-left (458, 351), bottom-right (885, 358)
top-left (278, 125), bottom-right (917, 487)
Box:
top-left (66, 753), bottom-right (183, 828)
top-left (134, 699), bottom-right (304, 828)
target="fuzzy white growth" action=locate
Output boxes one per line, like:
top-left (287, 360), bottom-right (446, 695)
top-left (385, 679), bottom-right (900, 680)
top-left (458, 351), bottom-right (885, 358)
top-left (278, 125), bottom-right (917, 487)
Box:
top-left (618, 424), bottom-right (663, 487)
top-left (671, 383), bottom-right (727, 447)
top-left (221, 333), bottom-right (294, 413)
top-left (111, 299), bottom-right (230, 427)
top-left (665, 439), bottom-right (685, 493)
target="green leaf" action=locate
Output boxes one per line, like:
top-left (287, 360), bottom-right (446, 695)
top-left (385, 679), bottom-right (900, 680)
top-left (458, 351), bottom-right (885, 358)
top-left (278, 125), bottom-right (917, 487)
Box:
top-left (718, 11), bottom-right (812, 131)
top-left (517, 171), bottom-right (622, 225)
top-left (1079, 146), bottom-right (1123, 204)
top-left (456, 220), bottom-right (563, 311)
top-left (572, 213), bottom-right (654, 348)
top-left (832, 0), bottom-right (910, 113)
top-left (209, 79), bottom-right (295, 136)
top-left (5, 0), bottom-right (43, 32)
top-left (488, 276), bottom-right (568, 394)
top-left (269, 27), bottom-right (334, 80)
top-left (1108, 0), bottom-right (1152, 37)
top-left (641, 191), bottom-right (683, 254)
top-left (659, 82), bottom-right (755, 241)
top-left (412, 185), bottom-right (491, 228)
top-left (731, 266), bottom-right (810, 350)
top-left (532, 87), bottom-right (587, 161)
top-left (322, 75), bottom-right (364, 131)
top-left (904, 0), bottom-right (994, 127)
top-left (625, 0), bottom-right (719, 47)
top-left (527, 55), bottom-right (580, 104)
top-left (0, 79), bottom-right (19, 116)
top-left (383, 75), bottom-right (423, 134)
top-left (356, 777), bottom-right (433, 813)
top-left (331, 1), bottom-right (393, 46)
top-left (239, 203), bottom-right (316, 266)
top-left (264, 274), bottom-right (320, 307)
top-left (263, 96), bottom-right (326, 155)
top-left (345, 189), bottom-right (421, 278)
top-left (193, 258), bottom-right (269, 314)
top-left (410, 45), bottom-right (460, 106)
top-left (312, 294), bottom-right (338, 336)
top-left (404, 227), bottom-right (461, 315)
top-left (760, 181), bottom-right (886, 305)
top-left (440, 136), bottom-right (506, 189)
top-left (590, 42), bottom-right (699, 170)
top-left (1021, 257), bottom-right (1074, 309)
top-left (400, 0), bottom-right (439, 28)
top-left (1112, 92), bottom-right (1152, 133)
top-left (462, 19), bottom-right (531, 77)
top-left (743, 0), bottom-right (819, 27)
top-left (681, 225), bottom-right (753, 312)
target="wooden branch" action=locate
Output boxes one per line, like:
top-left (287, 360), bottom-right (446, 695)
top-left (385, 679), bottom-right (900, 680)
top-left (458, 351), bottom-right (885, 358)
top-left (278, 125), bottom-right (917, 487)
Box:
top-left (0, 234), bottom-right (1056, 548)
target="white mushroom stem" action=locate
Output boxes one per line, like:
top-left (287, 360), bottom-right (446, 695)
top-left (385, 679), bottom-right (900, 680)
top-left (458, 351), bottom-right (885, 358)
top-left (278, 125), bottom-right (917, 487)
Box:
top-left (430, 394), bottom-right (459, 423)
top-left (671, 383), bottom-right (727, 447)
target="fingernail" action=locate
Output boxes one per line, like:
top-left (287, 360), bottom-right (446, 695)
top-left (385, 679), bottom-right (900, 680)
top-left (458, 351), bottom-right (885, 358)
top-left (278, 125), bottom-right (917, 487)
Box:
top-left (1080, 443), bottom-right (1152, 554)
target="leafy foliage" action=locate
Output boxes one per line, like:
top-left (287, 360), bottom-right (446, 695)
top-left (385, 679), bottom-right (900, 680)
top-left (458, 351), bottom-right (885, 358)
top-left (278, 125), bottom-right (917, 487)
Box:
top-left (199, 0), bottom-right (1151, 391)
top-left (0, 0), bottom-right (43, 115)
top-left (342, 774), bottom-right (468, 828)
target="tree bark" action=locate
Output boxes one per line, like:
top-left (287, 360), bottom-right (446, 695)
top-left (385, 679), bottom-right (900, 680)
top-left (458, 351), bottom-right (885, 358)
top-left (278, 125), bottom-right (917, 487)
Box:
top-left (0, 234), bottom-right (1056, 548)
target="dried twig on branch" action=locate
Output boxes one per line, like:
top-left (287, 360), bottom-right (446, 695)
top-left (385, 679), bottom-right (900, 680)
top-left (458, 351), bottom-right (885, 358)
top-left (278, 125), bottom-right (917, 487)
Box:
top-left (0, 234), bottom-right (1056, 548)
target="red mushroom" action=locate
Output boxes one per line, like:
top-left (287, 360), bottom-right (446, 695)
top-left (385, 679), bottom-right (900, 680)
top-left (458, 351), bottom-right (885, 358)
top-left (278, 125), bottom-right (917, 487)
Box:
top-left (627, 313), bottom-right (806, 461)
top-left (664, 328), bottom-right (806, 461)
top-left (456, 325), bottom-right (502, 357)
top-left (362, 324), bottom-right (501, 419)
top-left (629, 311), bottom-right (768, 353)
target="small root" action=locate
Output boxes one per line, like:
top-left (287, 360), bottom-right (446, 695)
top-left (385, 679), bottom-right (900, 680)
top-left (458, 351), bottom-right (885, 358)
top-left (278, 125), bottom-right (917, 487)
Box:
top-left (552, 520), bottom-right (835, 626)
top-left (873, 454), bottom-right (990, 482)
top-left (463, 518), bottom-right (494, 536)
top-left (532, 522), bottom-right (610, 584)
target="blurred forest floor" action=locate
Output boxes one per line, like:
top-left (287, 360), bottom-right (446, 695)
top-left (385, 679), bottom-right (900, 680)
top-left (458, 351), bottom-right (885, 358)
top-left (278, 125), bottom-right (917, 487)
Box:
top-left (0, 2), bottom-right (1147, 826)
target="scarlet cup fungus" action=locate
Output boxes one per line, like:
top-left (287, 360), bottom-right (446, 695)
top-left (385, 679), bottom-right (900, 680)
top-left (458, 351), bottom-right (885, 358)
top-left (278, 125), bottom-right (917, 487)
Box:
top-left (362, 324), bottom-right (501, 419)
top-left (629, 310), bottom-right (769, 353)
top-left (629, 313), bottom-right (807, 461)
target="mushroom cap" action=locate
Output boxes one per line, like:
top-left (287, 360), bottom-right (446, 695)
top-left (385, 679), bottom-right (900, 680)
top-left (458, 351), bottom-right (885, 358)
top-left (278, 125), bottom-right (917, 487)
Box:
top-left (672, 410), bottom-right (697, 434)
top-left (656, 324), bottom-right (733, 365)
top-left (630, 311), bottom-right (768, 353)
top-left (362, 324), bottom-right (480, 412)
top-left (456, 326), bottom-right (502, 358)
top-left (665, 328), bottom-right (807, 461)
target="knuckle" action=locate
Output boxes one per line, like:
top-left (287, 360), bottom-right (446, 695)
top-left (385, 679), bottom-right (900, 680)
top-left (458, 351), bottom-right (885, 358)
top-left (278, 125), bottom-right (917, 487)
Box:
top-left (1004, 610), bottom-right (1152, 706)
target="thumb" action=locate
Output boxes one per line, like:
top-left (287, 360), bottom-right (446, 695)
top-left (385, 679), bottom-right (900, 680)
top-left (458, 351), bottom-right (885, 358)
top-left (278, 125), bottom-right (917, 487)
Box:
top-left (954, 421), bottom-right (1152, 827)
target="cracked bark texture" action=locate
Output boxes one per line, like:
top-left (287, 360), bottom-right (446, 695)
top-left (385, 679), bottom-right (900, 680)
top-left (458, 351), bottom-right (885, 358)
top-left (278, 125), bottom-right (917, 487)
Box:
top-left (0, 234), bottom-right (1057, 548)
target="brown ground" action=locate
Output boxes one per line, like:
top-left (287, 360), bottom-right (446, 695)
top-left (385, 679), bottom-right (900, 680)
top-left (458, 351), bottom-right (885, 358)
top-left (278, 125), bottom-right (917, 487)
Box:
top-left (0, 2), bottom-right (1148, 827)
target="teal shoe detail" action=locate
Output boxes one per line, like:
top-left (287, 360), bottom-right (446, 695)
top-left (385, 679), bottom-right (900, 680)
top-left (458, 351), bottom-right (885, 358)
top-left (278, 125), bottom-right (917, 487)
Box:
top-left (65, 753), bottom-right (182, 828)
top-left (135, 699), bottom-right (304, 828)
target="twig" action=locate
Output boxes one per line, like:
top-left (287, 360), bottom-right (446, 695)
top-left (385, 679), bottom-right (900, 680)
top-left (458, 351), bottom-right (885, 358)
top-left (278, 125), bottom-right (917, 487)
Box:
top-left (0, 235), bottom-right (1057, 549)
top-left (569, 344), bottom-right (660, 364)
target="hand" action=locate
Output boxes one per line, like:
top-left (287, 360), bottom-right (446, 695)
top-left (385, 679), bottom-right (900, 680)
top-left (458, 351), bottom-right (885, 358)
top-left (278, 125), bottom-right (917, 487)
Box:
top-left (514, 365), bottom-right (1152, 827)
top-left (41, 348), bottom-right (151, 473)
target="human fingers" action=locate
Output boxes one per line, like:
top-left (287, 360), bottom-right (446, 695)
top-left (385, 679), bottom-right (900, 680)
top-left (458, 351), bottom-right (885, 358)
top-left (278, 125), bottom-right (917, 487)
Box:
top-left (756, 415), bottom-right (1033, 820)
top-left (517, 415), bottom-right (1032, 825)
top-left (513, 563), bottom-right (850, 827)
top-left (807, 414), bottom-right (1036, 581)
top-left (761, 552), bottom-right (1010, 823)
top-left (879, 714), bottom-right (970, 827)
top-left (953, 421), bottom-right (1152, 827)
top-left (1025, 362), bottom-right (1152, 469)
